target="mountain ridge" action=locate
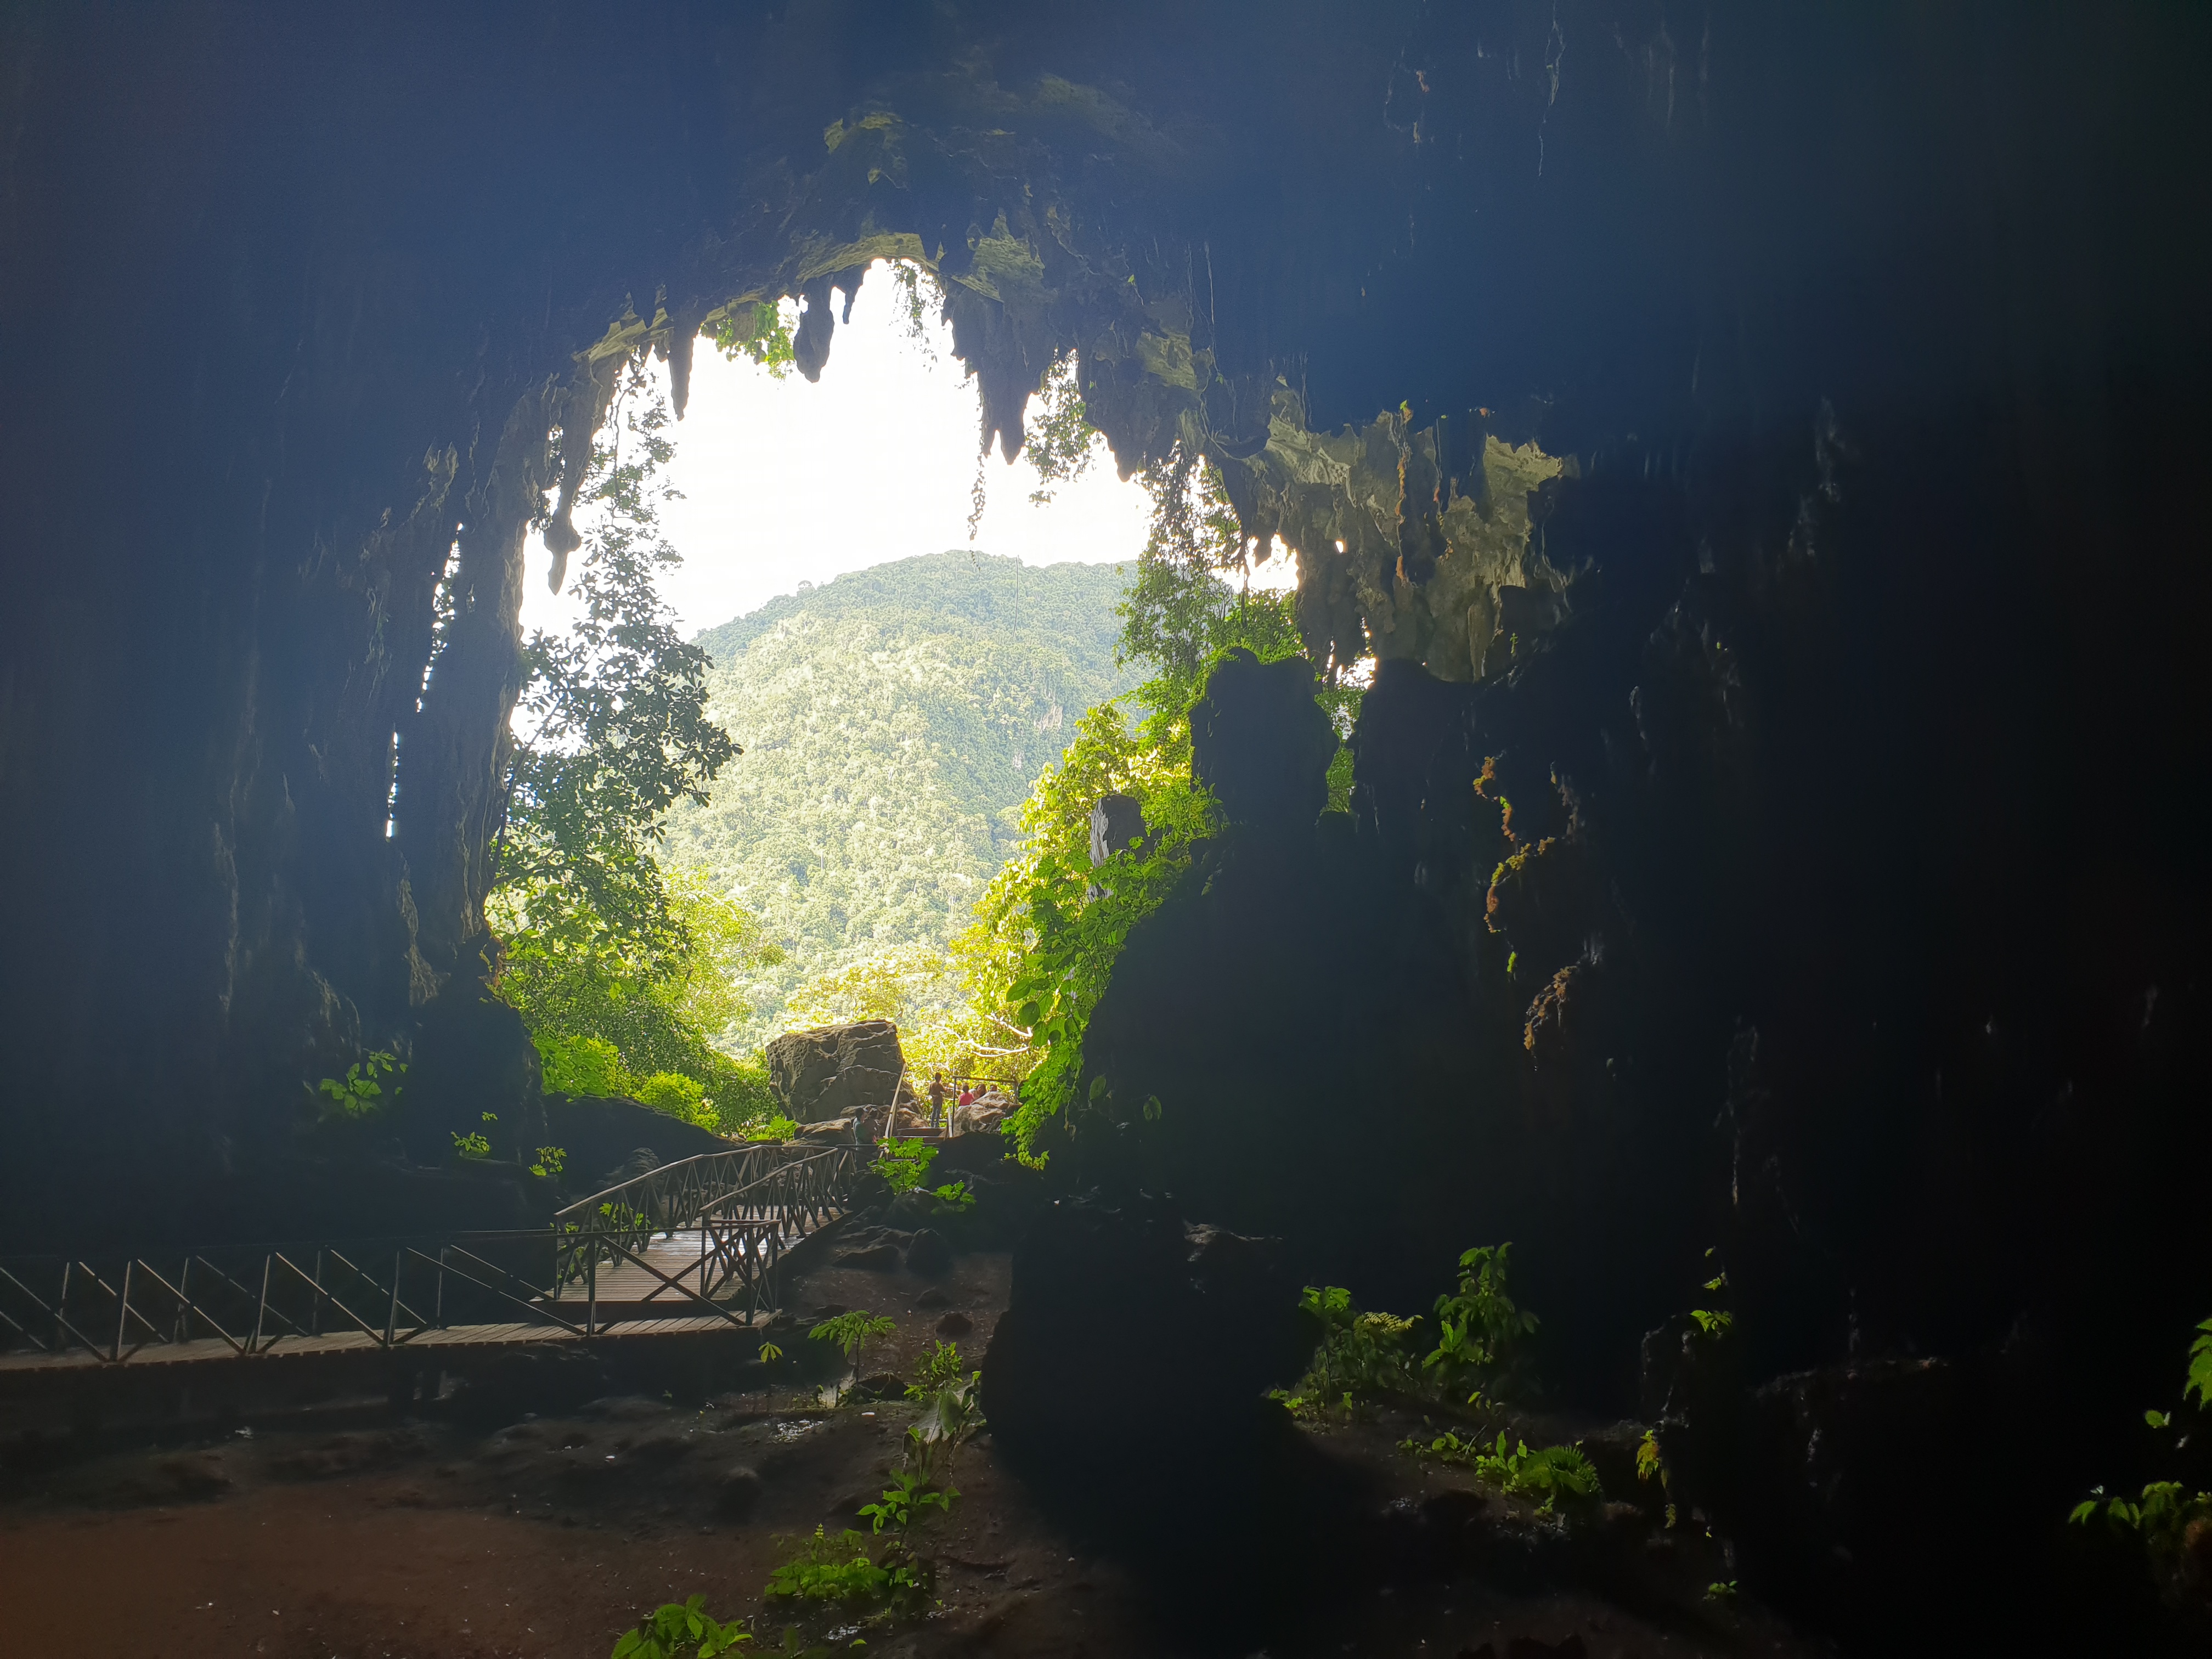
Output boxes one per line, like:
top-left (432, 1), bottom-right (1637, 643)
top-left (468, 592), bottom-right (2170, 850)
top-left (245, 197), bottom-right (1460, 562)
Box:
top-left (665, 550), bottom-right (1136, 1049)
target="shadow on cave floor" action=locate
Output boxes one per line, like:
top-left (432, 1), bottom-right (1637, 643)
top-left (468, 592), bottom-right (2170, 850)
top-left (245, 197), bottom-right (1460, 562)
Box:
top-left (988, 1395), bottom-right (1824, 1659)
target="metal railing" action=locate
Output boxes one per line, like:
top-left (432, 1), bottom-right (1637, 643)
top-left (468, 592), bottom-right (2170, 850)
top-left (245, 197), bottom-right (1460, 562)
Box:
top-left (553, 1145), bottom-right (866, 1327)
top-left (0, 1143), bottom-right (872, 1366)
top-left (0, 1232), bottom-right (574, 1363)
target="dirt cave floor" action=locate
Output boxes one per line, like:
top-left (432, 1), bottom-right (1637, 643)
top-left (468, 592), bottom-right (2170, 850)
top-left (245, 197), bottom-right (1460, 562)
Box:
top-left (0, 1251), bottom-right (1835, 1659)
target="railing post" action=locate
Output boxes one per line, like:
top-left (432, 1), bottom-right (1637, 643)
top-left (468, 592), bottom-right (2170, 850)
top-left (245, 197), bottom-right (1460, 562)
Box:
top-left (252, 1255), bottom-right (273, 1353)
top-left (436, 1244), bottom-right (447, 1330)
top-left (385, 1250), bottom-right (401, 1345)
top-left (176, 1257), bottom-right (191, 1345)
top-left (114, 1260), bottom-right (132, 1362)
top-left (585, 1249), bottom-right (596, 1338)
top-left (55, 1261), bottom-right (71, 1355)
top-left (311, 1250), bottom-right (325, 1337)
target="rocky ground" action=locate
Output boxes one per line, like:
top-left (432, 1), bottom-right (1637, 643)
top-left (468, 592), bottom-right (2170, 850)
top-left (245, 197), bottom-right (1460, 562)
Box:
top-left (0, 1248), bottom-right (1836, 1659)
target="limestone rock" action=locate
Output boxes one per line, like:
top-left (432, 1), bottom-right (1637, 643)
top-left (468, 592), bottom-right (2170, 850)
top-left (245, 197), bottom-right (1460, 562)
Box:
top-left (905, 1227), bottom-right (952, 1276)
top-left (766, 1020), bottom-right (907, 1122)
top-left (1090, 793), bottom-right (1147, 864)
top-left (982, 1194), bottom-right (1314, 1470)
top-left (1190, 649), bottom-right (1336, 832)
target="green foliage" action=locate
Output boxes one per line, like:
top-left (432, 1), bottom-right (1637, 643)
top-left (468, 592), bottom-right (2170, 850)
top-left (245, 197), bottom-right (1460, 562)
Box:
top-left (315, 1052), bottom-right (403, 1121)
top-left (633, 1070), bottom-right (713, 1127)
top-left (904, 1340), bottom-right (973, 1402)
top-left (1427, 1243), bottom-right (1541, 1397)
top-left (538, 1033), bottom-right (629, 1097)
top-left (1410, 1429), bottom-right (1602, 1512)
top-left (1637, 1427), bottom-right (1664, 1486)
top-left (859, 1468), bottom-right (953, 1534)
top-left (451, 1131), bottom-right (491, 1160)
top-left (887, 261), bottom-right (940, 364)
top-left (671, 552), bottom-right (1140, 1062)
top-left (1294, 1285), bottom-right (1423, 1403)
top-left (951, 688), bottom-right (1219, 1149)
top-left (874, 1137), bottom-right (936, 1195)
top-left (2070, 1314), bottom-right (2212, 1589)
top-left (929, 1180), bottom-right (975, 1213)
top-left (611, 1596), bottom-right (752, 1658)
top-left (529, 1145), bottom-right (567, 1179)
top-left (489, 365), bottom-right (783, 1132)
top-left (764, 1527), bottom-right (919, 1606)
top-left (711, 298), bottom-right (797, 378)
top-left (810, 1311), bottom-right (897, 1383)
top-left (960, 453), bottom-right (1365, 1149)
top-left (1023, 352), bottom-right (1098, 506)
top-left (1705, 1580), bottom-right (1740, 1604)
top-left (500, 372), bottom-right (736, 948)
top-left (904, 1375), bottom-right (985, 1488)
top-left (1687, 1255), bottom-right (1735, 1342)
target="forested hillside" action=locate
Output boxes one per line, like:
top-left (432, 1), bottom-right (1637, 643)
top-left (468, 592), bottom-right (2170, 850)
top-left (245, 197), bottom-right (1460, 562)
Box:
top-left (665, 551), bottom-right (1135, 1048)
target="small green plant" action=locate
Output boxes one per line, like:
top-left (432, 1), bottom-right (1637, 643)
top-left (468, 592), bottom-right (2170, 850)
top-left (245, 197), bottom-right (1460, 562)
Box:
top-left (315, 1051), bottom-right (403, 1120)
top-left (929, 1180), bottom-right (975, 1212)
top-left (876, 1136), bottom-right (937, 1194)
top-left (905, 1374), bottom-right (985, 1487)
top-left (1408, 1429), bottom-right (1602, 1512)
top-left (529, 1144), bottom-right (567, 1178)
top-left (810, 1311), bottom-right (898, 1387)
top-left (451, 1110), bottom-right (498, 1160)
top-left (1705, 1579), bottom-right (1740, 1604)
top-left (764, 1526), bottom-right (922, 1607)
top-left (859, 1468), bottom-right (953, 1534)
top-left (1637, 1426), bottom-right (1666, 1488)
top-left (757, 1339), bottom-right (785, 1365)
top-left (1294, 1285), bottom-right (1422, 1405)
top-left (611, 1596), bottom-right (752, 1658)
top-left (1426, 1243), bottom-right (1541, 1399)
top-left (905, 1339), bottom-right (973, 1401)
top-left (2070, 1316), bottom-right (2212, 1594)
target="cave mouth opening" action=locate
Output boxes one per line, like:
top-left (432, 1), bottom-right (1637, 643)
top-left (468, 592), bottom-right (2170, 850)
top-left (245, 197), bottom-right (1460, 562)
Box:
top-left (516, 261), bottom-right (1186, 650)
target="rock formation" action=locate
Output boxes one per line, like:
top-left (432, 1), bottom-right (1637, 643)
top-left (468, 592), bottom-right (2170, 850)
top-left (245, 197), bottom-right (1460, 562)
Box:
top-left (764, 1020), bottom-right (907, 1122)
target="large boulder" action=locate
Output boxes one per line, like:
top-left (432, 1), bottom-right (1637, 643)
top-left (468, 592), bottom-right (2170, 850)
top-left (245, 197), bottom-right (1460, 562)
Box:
top-left (765, 1020), bottom-right (906, 1122)
top-left (981, 1193), bottom-right (1315, 1469)
top-left (538, 1093), bottom-right (731, 1194)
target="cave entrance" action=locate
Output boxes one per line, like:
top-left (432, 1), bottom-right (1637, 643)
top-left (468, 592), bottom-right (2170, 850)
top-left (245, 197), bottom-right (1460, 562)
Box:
top-left (519, 259), bottom-right (1160, 644)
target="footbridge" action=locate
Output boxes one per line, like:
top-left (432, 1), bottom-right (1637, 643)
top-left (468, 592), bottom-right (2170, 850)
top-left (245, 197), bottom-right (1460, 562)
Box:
top-left (0, 1143), bottom-right (870, 1376)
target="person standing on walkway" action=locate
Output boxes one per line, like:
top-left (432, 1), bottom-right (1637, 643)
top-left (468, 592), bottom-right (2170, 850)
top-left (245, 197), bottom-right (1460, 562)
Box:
top-left (926, 1070), bottom-right (950, 1131)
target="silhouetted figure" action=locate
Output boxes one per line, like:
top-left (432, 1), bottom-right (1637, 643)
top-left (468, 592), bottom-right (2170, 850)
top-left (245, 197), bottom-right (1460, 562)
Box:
top-left (926, 1069), bottom-right (949, 1131)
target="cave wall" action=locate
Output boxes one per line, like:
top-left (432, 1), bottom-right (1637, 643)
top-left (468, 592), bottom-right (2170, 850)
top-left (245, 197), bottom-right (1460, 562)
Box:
top-left (0, 0), bottom-right (2203, 1440)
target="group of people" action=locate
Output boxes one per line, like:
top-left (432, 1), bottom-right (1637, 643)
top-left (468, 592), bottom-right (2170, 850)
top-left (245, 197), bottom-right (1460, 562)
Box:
top-left (922, 1070), bottom-right (1005, 1131)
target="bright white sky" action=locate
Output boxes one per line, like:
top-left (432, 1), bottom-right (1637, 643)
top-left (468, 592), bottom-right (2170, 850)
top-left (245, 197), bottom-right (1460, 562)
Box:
top-left (520, 259), bottom-right (1291, 644)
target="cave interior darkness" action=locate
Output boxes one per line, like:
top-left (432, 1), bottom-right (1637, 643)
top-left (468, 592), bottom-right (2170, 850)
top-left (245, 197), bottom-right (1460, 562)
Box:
top-left (2, 2), bottom-right (2210, 1651)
